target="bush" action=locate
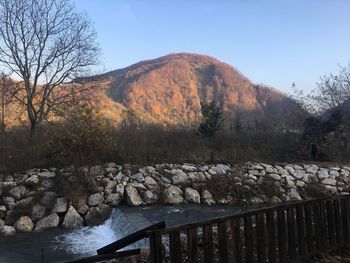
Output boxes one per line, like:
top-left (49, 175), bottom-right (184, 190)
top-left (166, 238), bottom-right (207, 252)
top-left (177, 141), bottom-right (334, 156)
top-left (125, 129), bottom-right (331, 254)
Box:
top-left (46, 103), bottom-right (118, 168)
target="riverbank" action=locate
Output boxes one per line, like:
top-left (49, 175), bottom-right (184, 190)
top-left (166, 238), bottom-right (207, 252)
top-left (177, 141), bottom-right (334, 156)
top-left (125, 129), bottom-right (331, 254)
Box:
top-left (0, 162), bottom-right (349, 235)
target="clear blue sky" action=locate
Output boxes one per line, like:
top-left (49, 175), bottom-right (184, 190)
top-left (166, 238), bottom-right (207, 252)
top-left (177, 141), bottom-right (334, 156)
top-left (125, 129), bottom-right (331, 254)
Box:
top-left (74, 0), bottom-right (350, 94)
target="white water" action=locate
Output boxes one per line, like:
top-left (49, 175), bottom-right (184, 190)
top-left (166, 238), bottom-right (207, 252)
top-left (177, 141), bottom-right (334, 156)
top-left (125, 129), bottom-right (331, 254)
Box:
top-left (53, 208), bottom-right (140, 256)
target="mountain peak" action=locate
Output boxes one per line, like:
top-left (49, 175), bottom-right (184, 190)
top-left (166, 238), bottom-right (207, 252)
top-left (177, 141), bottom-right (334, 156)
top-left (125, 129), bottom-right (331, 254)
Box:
top-left (81, 53), bottom-right (302, 128)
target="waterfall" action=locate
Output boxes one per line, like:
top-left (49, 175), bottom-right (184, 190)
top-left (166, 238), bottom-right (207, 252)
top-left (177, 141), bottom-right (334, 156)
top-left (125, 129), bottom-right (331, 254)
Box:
top-left (53, 208), bottom-right (146, 256)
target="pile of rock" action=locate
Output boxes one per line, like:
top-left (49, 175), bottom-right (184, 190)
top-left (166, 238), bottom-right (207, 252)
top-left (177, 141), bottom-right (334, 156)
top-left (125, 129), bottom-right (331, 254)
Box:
top-left (0, 162), bottom-right (349, 236)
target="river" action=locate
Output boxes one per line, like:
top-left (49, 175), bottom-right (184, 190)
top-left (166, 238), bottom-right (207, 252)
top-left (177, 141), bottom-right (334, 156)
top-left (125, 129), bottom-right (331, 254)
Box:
top-left (0, 205), bottom-right (251, 263)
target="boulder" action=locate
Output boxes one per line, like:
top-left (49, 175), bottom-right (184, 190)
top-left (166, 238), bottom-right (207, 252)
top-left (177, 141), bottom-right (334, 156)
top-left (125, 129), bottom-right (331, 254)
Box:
top-left (318, 169), bottom-right (329, 179)
top-left (105, 181), bottom-right (117, 194)
top-left (13, 197), bottom-right (34, 216)
top-left (306, 165), bottom-right (318, 174)
top-left (24, 175), bottom-right (40, 186)
top-left (164, 186), bottom-right (183, 204)
top-left (52, 198), bottom-right (68, 213)
top-left (188, 172), bottom-right (206, 183)
top-left (72, 196), bottom-right (89, 215)
top-left (181, 164), bottom-right (197, 172)
top-left (41, 179), bottom-right (54, 190)
top-left (0, 218), bottom-right (4, 229)
top-left (84, 205), bottom-right (111, 226)
top-left (171, 169), bottom-right (189, 185)
top-left (37, 171), bottom-right (55, 179)
top-left (131, 173), bottom-right (145, 183)
top-left (269, 196), bottom-right (282, 204)
top-left (184, 188), bottom-right (200, 204)
top-left (139, 190), bottom-right (157, 204)
top-left (1, 225), bottom-right (16, 236)
top-left (322, 178), bottom-right (337, 186)
top-left (14, 216), bottom-right (34, 232)
top-left (62, 206), bottom-right (84, 228)
top-left (31, 204), bottom-right (46, 221)
top-left (0, 205), bottom-right (7, 219)
top-left (286, 188), bottom-right (302, 201)
top-left (9, 186), bottom-right (28, 200)
top-left (2, 196), bottom-right (15, 210)
top-left (125, 186), bottom-right (143, 206)
top-left (34, 214), bottom-right (59, 232)
top-left (201, 190), bottom-right (215, 205)
top-left (40, 192), bottom-right (57, 209)
top-left (105, 193), bottom-right (122, 206)
top-left (88, 193), bottom-right (104, 206)
top-left (292, 170), bottom-right (304, 180)
top-left (5, 210), bottom-right (18, 225)
top-left (144, 177), bottom-right (159, 191)
top-left (268, 174), bottom-right (281, 181)
top-left (116, 184), bottom-right (125, 197)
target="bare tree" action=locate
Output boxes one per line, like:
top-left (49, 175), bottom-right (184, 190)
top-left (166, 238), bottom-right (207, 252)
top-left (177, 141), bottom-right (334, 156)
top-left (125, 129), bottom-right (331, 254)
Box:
top-left (0, 72), bottom-right (18, 132)
top-left (0, 0), bottom-right (100, 135)
top-left (293, 63), bottom-right (350, 113)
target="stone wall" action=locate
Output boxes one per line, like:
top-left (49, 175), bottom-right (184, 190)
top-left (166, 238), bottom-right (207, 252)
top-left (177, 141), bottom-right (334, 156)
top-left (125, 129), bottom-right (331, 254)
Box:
top-left (0, 162), bottom-right (349, 236)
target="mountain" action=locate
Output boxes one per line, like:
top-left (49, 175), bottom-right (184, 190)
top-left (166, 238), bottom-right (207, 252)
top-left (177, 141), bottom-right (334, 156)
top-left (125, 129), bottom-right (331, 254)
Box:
top-left (81, 53), bottom-right (304, 129)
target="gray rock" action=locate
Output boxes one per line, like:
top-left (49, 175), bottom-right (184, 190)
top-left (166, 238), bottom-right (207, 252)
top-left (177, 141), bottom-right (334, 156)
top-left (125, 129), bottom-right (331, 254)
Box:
top-left (9, 186), bottom-right (28, 200)
top-left (0, 219), bottom-right (4, 229)
top-left (5, 210), bottom-right (18, 225)
top-left (2, 196), bottom-right (15, 209)
top-left (306, 165), bottom-right (318, 174)
top-left (125, 186), bottom-right (143, 206)
top-left (269, 196), bottom-right (282, 204)
top-left (1, 225), bottom-right (16, 236)
top-left (131, 173), bottom-right (145, 183)
top-left (31, 204), bottom-right (46, 221)
top-left (52, 198), bottom-right (68, 213)
top-left (201, 190), bottom-right (215, 205)
top-left (251, 197), bottom-right (264, 204)
top-left (116, 184), bottom-right (125, 197)
top-left (330, 170), bottom-right (340, 177)
top-left (37, 171), bottom-right (55, 179)
top-left (13, 197), bottom-right (34, 216)
top-left (34, 214), bottom-right (59, 232)
top-left (171, 169), bottom-right (189, 185)
top-left (72, 197), bottom-right (89, 215)
top-left (88, 193), bottom-right (104, 206)
top-left (24, 175), bottom-right (40, 186)
top-left (84, 205), bottom-right (111, 226)
top-left (62, 206), bottom-right (84, 228)
top-left (105, 193), bottom-right (122, 206)
top-left (286, 188), bottom-right (302, 201)
top-left (164, 185), bottom-right (183, 204)
top-left (139, 190), bottom-right (157, 204)
top-left (41, 179), bottom-right (54, 190)
top-left (14, 216), bottom-right (34, 232)
top-left (144, 177), bottom-right (159, 191)
top-left (188, 172), bottom-right (206, 183)
top-left (0, 205), bottom-right (6, 219)
top-left (318, 169), bottom-right (329, 179)
top-left (184, 188), bottom-right (200, 204)
top-left (181, 164), bottom-right (197, 172)
top-left (212, 164), bottom-right (230, 175)
top-left (40, 192), bottom-right (57, 209)
top-left (268, 174), bottom-right (281, 180)
top-left (105, 181), bottom-right (117, 194)
top-left (292, 170), bottom-right (304, 179)
top-left (322, 178), bottom-right (337, 186)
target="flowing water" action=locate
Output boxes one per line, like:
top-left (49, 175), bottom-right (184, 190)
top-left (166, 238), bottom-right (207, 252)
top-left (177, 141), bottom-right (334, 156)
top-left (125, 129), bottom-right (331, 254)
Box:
top-left (0, 205), bottom-right (249, 263)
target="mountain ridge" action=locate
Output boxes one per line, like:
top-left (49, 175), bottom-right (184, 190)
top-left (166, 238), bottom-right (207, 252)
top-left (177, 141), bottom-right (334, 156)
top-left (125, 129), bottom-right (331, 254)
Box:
top-left (79, 52), bottom-right (303, 128)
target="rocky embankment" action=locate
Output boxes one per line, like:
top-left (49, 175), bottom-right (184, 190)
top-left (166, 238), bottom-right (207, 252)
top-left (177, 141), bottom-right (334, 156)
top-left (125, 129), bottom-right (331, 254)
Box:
top-left (0, 162), bottom-right (349, 236)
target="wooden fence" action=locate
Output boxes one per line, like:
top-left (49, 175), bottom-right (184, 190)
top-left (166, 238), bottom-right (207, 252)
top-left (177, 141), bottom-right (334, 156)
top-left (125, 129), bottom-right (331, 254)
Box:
top-left (148, 195), bottom-right (350, 263)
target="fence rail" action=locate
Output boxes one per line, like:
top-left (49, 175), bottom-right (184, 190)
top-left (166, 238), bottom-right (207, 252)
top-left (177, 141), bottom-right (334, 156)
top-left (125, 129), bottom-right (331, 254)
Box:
top-left (148, 195), bottom-right (350, 263)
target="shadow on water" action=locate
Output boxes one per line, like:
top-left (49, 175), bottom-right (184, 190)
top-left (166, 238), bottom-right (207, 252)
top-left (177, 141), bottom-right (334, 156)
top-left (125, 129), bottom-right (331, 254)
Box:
top-left (0, 205), bottom-right (251, 263)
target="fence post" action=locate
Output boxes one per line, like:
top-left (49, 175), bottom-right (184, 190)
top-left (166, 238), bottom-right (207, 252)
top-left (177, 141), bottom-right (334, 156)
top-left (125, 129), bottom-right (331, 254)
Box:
top-left (149, 231), bottom-right (162, 263)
